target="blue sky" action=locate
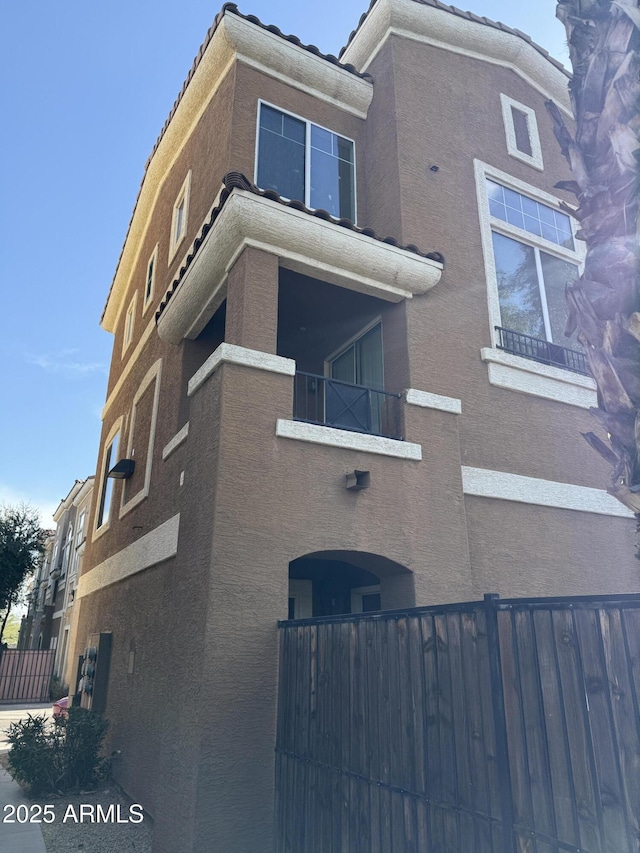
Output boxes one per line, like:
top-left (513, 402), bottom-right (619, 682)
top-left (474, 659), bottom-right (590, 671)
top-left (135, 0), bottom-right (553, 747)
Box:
top-left (0, 0), bottom-right (568, 527)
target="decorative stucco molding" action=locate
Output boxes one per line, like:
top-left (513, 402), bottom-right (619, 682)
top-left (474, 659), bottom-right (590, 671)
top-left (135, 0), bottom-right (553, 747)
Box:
top-left (162, 422), bottom-right (190, 460)
top-left (480, 348), bottom-right (597, 409)
top-left (158, 190), bottom-right (443, 344)
top-left (77, 514), bottom-right (181, 600)
top-left (276, 419), bottom-right (422, 460)
top-left (405, 388), bottom-right (462, 414)
top-left (341, 0), bottom-right (571, 115)
top-left (461, 467), bottom-right (634, 518)
top-left (102, 12), bottom-right (373, 333)
top-left (188, 343), bottom-right (295, 397)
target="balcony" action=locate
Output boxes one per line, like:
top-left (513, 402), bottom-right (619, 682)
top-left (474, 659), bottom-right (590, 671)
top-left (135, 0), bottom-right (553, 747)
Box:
top-left (293, 372), bottom-right (403, 439)
top-left (495, 326), bottom-right (589, 376)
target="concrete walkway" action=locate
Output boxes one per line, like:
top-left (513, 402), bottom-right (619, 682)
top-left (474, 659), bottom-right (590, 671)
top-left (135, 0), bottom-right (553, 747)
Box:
top-left (0, 704), bottom-right (50, 853)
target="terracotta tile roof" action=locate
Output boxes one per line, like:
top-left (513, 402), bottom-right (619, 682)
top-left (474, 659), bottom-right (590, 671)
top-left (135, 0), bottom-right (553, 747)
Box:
top-left (339, 0), bottom-right (570, 77)
top-left (155, 171), bottom-right (444, 323)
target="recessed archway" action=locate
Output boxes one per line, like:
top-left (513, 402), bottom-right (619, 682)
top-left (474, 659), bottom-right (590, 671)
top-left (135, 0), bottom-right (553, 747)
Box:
top-left (288, 550), bottom-right (414, 618)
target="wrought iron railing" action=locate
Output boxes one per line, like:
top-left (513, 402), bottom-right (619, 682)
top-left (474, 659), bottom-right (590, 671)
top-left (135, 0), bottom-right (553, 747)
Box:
top-left (495, 326), bottom-right (589, 375)
top-left (293, 372), bottom-right (403, 439)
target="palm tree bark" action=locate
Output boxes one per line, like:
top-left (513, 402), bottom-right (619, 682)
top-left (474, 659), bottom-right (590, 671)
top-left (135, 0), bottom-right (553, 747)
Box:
top-left (546, 0), bottom-right (640, 520)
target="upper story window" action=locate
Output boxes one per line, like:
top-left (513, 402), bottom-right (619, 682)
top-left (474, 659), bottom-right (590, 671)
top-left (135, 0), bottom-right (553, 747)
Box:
top-left (485, 175), bottom-right (581, 357)
top-left (500, 94), bottom-right (543, 171)
top-left (122, 292), bottom-right (137, 355)
top-left (169, 171), bottom-right (191, 262)
top-left (144, 245), bottom-right (158, 312)
top-left (96, 428), bottom-right (120, 531)
top-left (256, 103), bottom-right (356, 221)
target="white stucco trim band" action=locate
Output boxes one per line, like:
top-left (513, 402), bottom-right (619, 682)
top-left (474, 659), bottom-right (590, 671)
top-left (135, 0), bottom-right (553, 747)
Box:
top-left (157, 190), bottom-right (443, 344)
top-left (481, 348), bottom-right (597, 409)
top-left (188, 343), bottom-right (295, 397)
top-left (341, 0), bottom-right (571, 115)
top-left (405, 388), bottom-right (462, 414)
top-left (276, 419), bottom-right (422, 460)
top-left (77, 514), bottom-right (181, 600)
top-left (162, 422), bottom-right (190, 460)
top-left (461, 467), bottom-right (634, 518)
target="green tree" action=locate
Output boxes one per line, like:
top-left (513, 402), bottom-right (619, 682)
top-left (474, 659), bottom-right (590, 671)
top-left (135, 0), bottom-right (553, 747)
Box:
top-left (0, 506), bottom-right (46, 644)
top-left (546, 1), bottom-right (640, 519)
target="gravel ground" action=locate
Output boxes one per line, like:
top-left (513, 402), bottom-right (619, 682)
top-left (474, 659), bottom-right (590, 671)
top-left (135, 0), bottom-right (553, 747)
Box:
top-left (34, 786), bottom-right (153, 853)
top-left (0, 754), bottom-right (153, 852)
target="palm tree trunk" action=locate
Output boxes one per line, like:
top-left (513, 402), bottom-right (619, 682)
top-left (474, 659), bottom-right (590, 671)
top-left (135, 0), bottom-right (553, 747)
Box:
top-left (546, 1), bottom-right (640, 522)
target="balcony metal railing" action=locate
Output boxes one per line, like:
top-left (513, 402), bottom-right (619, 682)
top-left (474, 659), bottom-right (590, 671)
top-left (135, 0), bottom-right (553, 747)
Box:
top-left (293, 372), bottom-right (403, 439)
top-left (495, 326), bottom-right (589, 376)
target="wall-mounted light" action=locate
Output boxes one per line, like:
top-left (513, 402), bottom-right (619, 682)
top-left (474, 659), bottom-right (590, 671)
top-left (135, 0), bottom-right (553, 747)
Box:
top-left (108, 459), bottom-right (135, 480)
top-left (346, 470), bottom-right (370, 491)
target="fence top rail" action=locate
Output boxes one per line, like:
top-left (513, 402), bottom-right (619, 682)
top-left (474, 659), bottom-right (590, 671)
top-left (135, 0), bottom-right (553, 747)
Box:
top-left (277, 591), bottom-right (640, 628)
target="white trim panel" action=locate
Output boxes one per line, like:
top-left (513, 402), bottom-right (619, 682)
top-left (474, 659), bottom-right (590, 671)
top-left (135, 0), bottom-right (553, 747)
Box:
top-left (276, 419), bottom-right (422, 460)
top-left (188, 343), bottom-right (296, 397)
top-left (462, 467), bottom-right (634, 518)
top-left (162, 422), bottom-right (190, 460)
top-left (157, 190), bottom-right (443, 344)
top-left (500, 94), bottom-right (544, 170)
top-left (341, 0), bottom-right (571, 114)
top-left (481, 348), bottom-right (597, 409)
top-left (78, 514), bottom-right (181, 599)
top-left (405, 388), bottom-right (462, 414)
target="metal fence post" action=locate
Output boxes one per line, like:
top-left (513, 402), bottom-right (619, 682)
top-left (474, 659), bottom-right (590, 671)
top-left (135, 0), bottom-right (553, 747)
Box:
top-left (484, 593), bottom-right (516, 853)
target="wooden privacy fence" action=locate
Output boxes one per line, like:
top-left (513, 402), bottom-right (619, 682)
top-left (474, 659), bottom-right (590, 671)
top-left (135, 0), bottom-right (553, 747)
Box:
top-left (0, 649), bottom-right (55, 703)
top-left (275, 593), bottom-right (640, 853)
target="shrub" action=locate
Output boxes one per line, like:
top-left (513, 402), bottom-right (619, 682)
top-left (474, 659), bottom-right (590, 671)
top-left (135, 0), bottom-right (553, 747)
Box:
top-left (7, 708), bottom-right (109, 795)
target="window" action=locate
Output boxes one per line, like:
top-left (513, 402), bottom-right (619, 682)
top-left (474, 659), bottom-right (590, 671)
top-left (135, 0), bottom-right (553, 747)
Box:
top-left (70, 510), bottom-right (85, 577)
top-left (500, 94), bottom-right (543, 170)
top-left (96, 428), bottom-right (120, 530)
top-left (169, 172), bottom-right (191, 261)
top-left (122, 292), bottom-right (136, 355)
top-left (143, 245), bottom-right (158, 311)
top-left (256, 103), bottom-right (355, 221)
top-left (325, 321), bottom-right (384, 433)
top-left (486, 178), bottom-right (580, 353)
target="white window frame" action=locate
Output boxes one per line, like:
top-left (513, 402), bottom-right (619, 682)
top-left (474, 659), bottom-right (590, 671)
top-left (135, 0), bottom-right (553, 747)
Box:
top-left (120, 359), bottom-right (163, 518)
top-left (255, 100), bottom-right (358, 223)
top-left (169, 171), bottom-right (192, 263)
top-left (122, 292), bottom-right (137, 356)
top-left (93, 416), bottom-right (124, 540)
top-left (474, 160), bottom-right (595, 407)
top-left (500, 94), bottom-right (544, 171)
top-left (143, 244), bottom-right (159, 313)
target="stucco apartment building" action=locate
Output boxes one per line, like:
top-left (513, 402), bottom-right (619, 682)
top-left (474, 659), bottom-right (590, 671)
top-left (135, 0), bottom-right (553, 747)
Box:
top-left (68, 1), bottom-right (636, 850)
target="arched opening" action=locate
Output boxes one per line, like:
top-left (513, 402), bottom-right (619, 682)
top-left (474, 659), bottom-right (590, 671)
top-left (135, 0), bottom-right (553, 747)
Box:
top-left (288, 550), bottom-right (414, 619)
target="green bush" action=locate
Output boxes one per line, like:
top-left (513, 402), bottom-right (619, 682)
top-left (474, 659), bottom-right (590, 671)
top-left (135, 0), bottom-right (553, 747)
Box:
top-left (7, 708), bottom-right (109, 795)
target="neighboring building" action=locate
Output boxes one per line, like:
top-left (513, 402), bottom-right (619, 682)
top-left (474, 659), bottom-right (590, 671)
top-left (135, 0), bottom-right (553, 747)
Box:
top-left (70, 1), bottom-right (637, 851)
top-left (21, 479), bottom-right (93, 689)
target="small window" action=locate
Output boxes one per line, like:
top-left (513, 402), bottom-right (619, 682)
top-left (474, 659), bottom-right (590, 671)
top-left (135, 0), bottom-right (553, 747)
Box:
top-left (96, 429), bottom-right (121, 530)
top-left (143, 245), bottom-right (158, 311)
top-left (500, 94), bottom-right (543, 170)
top-left (256, 103), bottom-right (356, 221)
top-left (122, 293), bottom-right (136, 355)
top-left (169, 172), bottom-right (191, 261)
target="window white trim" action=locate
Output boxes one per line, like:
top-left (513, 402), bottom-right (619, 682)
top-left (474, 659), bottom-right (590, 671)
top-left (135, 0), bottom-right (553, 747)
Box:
top-left (255, 100), bottom-right (358, 223)
top-left (405, 389), bottom-right (462, 415)
top-left (120, 359), bottom-right (163, 517)
top-left (474, 160), bottom-right (588, 406)
top-left (500, 94), bottom-right (543, 170)
top-left (93, 416), bottom-right (124, 541)
top-left (169, 171), bottom-right (192, 263)
top-left (143, 244), bottom-right (159, 313)
top-left (122, 291), bottom-right (137, 357)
